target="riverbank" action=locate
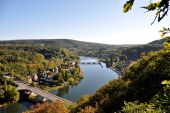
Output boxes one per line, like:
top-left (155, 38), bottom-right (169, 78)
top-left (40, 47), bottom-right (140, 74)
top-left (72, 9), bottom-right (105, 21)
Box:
top-left (110, 67), bottom-right (121, 75)
top-left (42, 82), bottom-right (70, 92)
top-left (0, 90), bottom-right (36, 109)
top-left (37, 71), bottom-right (84, 92)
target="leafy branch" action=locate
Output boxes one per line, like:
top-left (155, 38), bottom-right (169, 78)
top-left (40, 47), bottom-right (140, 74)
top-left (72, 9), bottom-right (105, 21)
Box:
top-left (159, 27), bottom-right (170, 38)
top-left (123, 0), bottom-right (170, 24)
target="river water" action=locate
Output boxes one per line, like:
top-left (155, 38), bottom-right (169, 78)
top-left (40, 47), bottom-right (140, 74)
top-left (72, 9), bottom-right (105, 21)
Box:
top-left (0, 56), bottom-right (118, 113)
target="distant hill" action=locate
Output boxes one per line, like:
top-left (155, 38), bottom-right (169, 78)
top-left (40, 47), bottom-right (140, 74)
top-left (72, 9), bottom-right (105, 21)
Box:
top-left (120, 44), bottom-right (163, 61)
top-left (0, 39), bottom-right (166, 57)
top-left (148, 38), bottom-right (167, 45)
top-left (119, 38), bottom-right (166, 61)
top-left (0, 39), bottom-right (119, 50)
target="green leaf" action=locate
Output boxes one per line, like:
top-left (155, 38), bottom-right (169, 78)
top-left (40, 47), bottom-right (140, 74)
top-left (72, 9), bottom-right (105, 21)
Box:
top-left (163, 27), bottom-right (168, 31)
top-left (145, 2), bottom-right (160, 11)
top-left (161, 33), bottom-right (165, 38)
top-left (123, 0), bottom-right (134, 13)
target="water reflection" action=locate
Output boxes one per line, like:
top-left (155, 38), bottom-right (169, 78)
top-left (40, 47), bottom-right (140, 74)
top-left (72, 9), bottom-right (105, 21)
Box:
top-left (58, 85), bottom-right (69, 97)
top-left (0, 102), bottom-right (33, 113)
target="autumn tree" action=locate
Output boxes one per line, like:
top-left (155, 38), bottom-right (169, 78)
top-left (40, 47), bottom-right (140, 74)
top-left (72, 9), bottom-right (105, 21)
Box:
top-left (24, 102), bottom-right (69, 113)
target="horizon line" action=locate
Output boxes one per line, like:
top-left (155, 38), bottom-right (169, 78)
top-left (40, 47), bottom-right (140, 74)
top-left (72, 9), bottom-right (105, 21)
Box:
top-left (0, 38), bottom-right (155, 45)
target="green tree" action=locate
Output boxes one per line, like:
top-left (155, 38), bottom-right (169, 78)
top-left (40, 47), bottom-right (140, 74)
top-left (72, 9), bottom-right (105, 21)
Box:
top-left (4, 80), bottom-right (7, 91)
top-left (5, 85), bottom-right (19, 102)
top-left (0, 89), bottom-right (4, 100)
top-left (122, 101), bottom-right (163, 113)
top-left (152, 80), bottom-right (170, 112)
top-left (0, 72), bottom-right (4, 77)
top-left (122, 80), bottom-right (170, 113)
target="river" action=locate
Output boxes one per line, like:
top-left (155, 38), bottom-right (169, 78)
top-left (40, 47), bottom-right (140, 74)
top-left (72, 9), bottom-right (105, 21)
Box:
top-left (0, 56), bottom-right (118, 113)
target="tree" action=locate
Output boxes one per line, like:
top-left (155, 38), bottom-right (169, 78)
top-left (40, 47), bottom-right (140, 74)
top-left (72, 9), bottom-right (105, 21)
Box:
top-left (122, 80), bottom-right (170, 113)
top-left (152, 80), bottom-right (170, 112)
top-left (122, 101), bottom-right (163, 113)
top-left (4, 80), bottom-right (7, 91)
top-left (5, 85), bottom-right (19, 102)
top-left (0, 72), bottom-right (3, 77)
top-left (78, 106), bottom-right (97, 113)
top-left (24, 102), bottom-right (69, 113)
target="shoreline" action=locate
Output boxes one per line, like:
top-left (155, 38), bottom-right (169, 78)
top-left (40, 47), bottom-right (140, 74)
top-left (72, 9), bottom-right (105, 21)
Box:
top-left (110, 67), bottom-right (121, 75)
top-left (43, 82), bottom-right (70, 92)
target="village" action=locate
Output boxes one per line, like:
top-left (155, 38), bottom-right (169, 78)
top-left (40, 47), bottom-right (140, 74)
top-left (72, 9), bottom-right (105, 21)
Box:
top-left (24, 60), bottom-right (83, 88)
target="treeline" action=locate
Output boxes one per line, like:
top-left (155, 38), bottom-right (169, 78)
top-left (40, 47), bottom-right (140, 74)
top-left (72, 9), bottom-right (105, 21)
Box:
top-left (0, 48), bottom-right (56, 80)
top-left (120, 44), bottom-right (163, 61)
top-left (0, 39), bottom-right (116, 50)
top-left (0, 44), bottom-right (78, 59)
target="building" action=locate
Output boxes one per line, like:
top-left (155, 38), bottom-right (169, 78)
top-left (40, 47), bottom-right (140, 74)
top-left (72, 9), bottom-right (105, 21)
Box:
top-left (26, 76), bottom-right (32, 84)
top-left (32, 73), bottom-right (38, 81)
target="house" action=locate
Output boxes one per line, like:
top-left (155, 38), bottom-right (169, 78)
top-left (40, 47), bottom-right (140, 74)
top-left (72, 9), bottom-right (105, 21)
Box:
top-left (72, 61), bottom-right (76, 66)
top-left (26, 76), bottom-right (32, 84)
top-left (43, 71), bottom-right (51, 78)
top-left (39, 78), bottom-right (53, 84)
top-left (32, 73), bottom-right (38, 81)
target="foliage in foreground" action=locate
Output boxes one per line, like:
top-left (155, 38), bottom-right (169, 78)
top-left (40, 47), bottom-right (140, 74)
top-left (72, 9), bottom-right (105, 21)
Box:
top-left (122, 80), bottom-right (170, 113)
top-left (124, 0), bottom-right (170, 25)
top-left (122, 101), bottom-right (163, 113)
top-left (23, 102), bottom-right (69, 113)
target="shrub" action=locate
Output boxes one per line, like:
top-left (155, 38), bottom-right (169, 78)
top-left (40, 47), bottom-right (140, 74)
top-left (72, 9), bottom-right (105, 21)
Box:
top-left (5, 85), bottom-right (19, 102)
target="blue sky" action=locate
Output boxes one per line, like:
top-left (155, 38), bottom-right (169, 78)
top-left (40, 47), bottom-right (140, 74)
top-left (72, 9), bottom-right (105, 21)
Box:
top-left (0, 0), bottom-right (169, 44)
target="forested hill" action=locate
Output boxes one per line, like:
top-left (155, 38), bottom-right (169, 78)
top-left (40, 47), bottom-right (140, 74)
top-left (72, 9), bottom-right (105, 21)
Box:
top-left (117, 38), bottom-right (166, 61)
top-left (0, 38), bottom-right (166, 50)
top-left (148, 38), bottom-right (169, 45)
top-left (0, 39), bottom-right (119, 50)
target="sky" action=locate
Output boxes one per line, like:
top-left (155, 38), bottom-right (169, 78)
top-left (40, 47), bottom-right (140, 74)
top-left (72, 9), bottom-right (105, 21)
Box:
top-left (0, 0), bottom-right (169, 44)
